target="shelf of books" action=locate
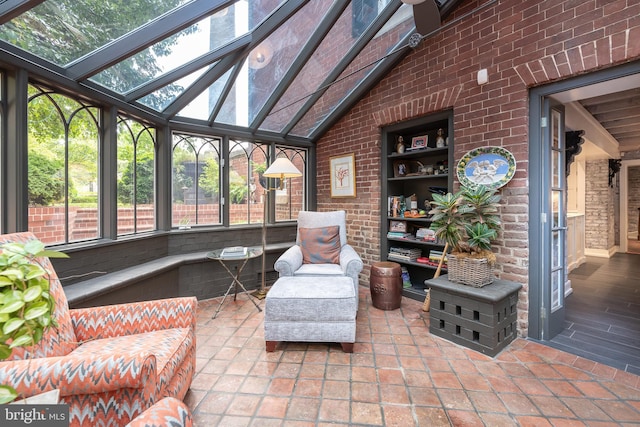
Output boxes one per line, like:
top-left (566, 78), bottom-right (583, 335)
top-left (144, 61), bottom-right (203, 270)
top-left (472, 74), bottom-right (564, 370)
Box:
top-left (380, 111), bottom-right (454, 301)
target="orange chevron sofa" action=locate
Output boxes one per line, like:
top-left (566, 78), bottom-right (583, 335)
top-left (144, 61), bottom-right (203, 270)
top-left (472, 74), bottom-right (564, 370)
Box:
top-left (127, 396), bottom-right (193, 427)
top-left (0, 232), bottom-right (197, 426)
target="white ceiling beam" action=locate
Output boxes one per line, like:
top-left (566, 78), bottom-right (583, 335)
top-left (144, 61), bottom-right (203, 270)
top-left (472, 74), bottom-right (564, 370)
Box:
top-left (565, 101), bottom-right (619, 159)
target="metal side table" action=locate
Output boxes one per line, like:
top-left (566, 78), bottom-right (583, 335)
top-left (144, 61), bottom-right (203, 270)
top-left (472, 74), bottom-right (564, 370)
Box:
top-left (207, 246), bottom-right (263, 319)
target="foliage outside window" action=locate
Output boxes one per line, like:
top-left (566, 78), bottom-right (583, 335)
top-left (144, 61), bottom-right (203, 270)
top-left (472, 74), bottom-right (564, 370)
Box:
top-left (117, 117), bottom-right (156, 236)
top-left (171, 136), bottom-right (307, 227)
top-left (229, 140), bottom-right (270, 225)
top-left (27, 84), bottom-right (100, 245)
top-left (274, 147), bottom-right (306, 222)
top-left (172, 134), bottom-right (222, 227)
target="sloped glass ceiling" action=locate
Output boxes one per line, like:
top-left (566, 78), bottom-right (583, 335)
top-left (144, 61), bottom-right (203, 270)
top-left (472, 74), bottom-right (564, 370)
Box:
top-left (0, 0), bottom-right (455, 142)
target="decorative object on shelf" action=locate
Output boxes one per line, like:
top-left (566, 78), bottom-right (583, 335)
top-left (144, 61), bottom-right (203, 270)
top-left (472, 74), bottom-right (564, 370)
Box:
top-left (457, 146), bottom-right (516, 190)
top-left (408, 193), bottom-right (418, 215)
top-left (254, 157), bottom-right (302, 300)
top-left (436, 128), bottom-right (446, 148)
top-left (393, 160), bottom-right (408, 177)
top-left (388, 247), bottom-right (422, 262)
top-left (401, 267), bottom-right (412, 288)
top-left (429, 186), bottom-right (448, 196)
top-left (396, 136), bottom-right (405, 153)
top-left (416, 228), bottom-right (436, 242)
top-left (0, 238), bottom-right (68, 404)
top-left (428, 184), bottom-right (502, 287)
top-left (416, 161), bottom-right (433, 175)
top-left (389, 195), bottom-right (405, 217)
top-left (409, 135), bottom-right (428, 151)
top-left (389, 220), bottom-right (407, 233)
top-left (330, 153), bottom-right (356, 197)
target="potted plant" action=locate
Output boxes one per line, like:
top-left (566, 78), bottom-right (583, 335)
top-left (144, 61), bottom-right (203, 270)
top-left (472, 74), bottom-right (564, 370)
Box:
top-left (0, 239), bottom-right (68, 403)
top-left (428, 184), bottom-right (501, 287)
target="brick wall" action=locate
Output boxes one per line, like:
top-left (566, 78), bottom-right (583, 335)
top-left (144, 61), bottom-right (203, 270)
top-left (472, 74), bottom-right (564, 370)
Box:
top-left (585, 160), bottom-right (615, 251)
top-left (628, 166), bottom-right (640, 237)
top-left (29, 204), bottom-right (266, 245)
top-left (314, 0), bottom-right (640, 338)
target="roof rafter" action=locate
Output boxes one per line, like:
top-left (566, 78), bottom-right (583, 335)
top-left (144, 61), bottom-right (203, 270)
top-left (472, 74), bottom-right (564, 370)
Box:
top-left (208, 62), bottom-right (244, 126)
top-left (309, 34), bottom-right (411, 140)
top-left (125, 34), bottom-right (251, 102)
top-left (0, 0), bottom-right (45, 25)
top-left (162, 51), bottom-right (244, 118)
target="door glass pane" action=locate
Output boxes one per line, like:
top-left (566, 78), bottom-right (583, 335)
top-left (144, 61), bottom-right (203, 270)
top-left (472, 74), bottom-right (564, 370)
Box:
top-left (552, 231), bottom-right (561, 269)
top-left (552, 109), bottom-right (561, 149)
top-left (552, 190), bottom-right (561, 228)
top-left (552, 150), bottom-right (561, 187)
top-left (551, 270), bottom-right (562, 311)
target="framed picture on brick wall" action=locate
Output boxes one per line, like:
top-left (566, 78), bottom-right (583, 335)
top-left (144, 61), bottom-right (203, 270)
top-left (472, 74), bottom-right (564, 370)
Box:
top-left (330, 153), bottom-right (356, 198)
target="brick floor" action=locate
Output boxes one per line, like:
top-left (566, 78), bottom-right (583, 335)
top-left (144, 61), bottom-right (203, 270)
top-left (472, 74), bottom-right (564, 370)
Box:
top-left (187, 287), bottom-right (640, 426)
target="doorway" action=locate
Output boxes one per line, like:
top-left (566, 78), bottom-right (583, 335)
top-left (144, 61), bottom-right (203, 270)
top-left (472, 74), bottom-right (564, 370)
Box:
top-left (621, 161), bottom-right (640, 254)
top-left (528, 61), bottom-right (640, 372)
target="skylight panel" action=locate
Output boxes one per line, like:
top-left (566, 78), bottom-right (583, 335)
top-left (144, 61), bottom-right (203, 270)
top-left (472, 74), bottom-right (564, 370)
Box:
top-left (176, 68), bottom-right (234, 121)
top-left (88, 1), bottom-right (268, 95)
top-left (244, 1), bottom-right (332, 126)
top-left (0, 0), bottom-right (191, 66)
top-left (291, 3), bottom-right (413, 138)
top-left (138, 67), bottom-right (211, 112)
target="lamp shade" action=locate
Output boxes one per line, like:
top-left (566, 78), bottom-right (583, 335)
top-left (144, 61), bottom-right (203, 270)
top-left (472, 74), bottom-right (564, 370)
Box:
top-left (401, 0), bottom-right (426, 4)
top-left (263, 157), bottom-right (302, 178)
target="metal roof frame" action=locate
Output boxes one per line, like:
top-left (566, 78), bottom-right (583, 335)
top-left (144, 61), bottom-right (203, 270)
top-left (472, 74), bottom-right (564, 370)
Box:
top-left (0, 0), bottom-right (465, 143)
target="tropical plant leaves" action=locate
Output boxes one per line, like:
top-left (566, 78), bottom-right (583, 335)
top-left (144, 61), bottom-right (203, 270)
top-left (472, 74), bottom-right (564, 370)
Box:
top-left (0, 239), bottom-right (66, 365)
top-left (0, 384), bottom-right (18, 404)
top-left (429, 185), bottom-right (501, 254)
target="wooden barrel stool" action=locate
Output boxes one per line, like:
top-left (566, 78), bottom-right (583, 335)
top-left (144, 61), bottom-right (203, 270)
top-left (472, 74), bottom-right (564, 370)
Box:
top-left (370, 261), bottom-right (402, 310)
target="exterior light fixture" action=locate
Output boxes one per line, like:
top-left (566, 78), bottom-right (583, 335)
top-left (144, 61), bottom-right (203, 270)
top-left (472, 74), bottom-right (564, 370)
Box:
top-left (248, 41), bottom-right (274, 70)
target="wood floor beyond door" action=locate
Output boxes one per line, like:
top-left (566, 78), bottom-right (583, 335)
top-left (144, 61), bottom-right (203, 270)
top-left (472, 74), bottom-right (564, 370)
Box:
top-left (548, 253), bottom-right (640, 375)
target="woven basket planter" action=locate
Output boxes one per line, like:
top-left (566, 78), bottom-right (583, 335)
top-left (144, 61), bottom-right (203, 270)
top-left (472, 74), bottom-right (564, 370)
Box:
top-left (446, 254), bottom-right (494, 287)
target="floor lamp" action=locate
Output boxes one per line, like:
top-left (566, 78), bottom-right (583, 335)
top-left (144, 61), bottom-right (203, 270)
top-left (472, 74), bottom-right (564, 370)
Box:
top-left (253, 157), bottom-right (302, 300)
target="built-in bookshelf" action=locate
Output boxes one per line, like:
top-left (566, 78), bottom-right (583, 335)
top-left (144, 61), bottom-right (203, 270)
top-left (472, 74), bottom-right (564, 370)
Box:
top-left (380, 111), bottom-right (454, 301)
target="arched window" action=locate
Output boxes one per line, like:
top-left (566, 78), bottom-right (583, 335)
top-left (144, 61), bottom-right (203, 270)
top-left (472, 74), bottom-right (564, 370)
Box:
top-left (27, 84), bottom-right (100, 244)
top-left (229, 139), bottom-right (269, 225)
top-left (117, 117), bottom-right (157, 235)
top-left (172, 134), bottom-right (222, 227)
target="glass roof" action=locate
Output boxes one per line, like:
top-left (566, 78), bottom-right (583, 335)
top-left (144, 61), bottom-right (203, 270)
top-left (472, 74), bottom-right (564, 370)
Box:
top-left (0, 0), bottom-right (459, 142)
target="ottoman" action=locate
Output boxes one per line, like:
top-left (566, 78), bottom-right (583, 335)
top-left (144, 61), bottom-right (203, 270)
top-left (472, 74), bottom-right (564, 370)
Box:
top-left (264, 276), bottom-right (357, 353)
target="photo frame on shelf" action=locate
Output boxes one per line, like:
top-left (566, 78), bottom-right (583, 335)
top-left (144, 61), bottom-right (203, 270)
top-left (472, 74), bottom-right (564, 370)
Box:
top-left (409, 135), bottom-right (428, 150)
top-left (389, 220), bottom-right (407, 232)
top-left (393, 160), bottom-right (408, 177)
top-left (330, 153), bottom-right (356, 197)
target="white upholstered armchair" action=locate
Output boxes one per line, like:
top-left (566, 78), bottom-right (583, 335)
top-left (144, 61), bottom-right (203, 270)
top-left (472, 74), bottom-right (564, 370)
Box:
top-left (274, 210), bottom-right (363, 306)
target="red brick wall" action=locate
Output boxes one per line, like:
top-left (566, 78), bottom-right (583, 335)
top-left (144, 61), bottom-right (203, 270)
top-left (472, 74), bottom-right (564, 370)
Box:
top-left (315, 0), bottom-right (640, 337)
top-left (29, 204), bottom-right (266, 245)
